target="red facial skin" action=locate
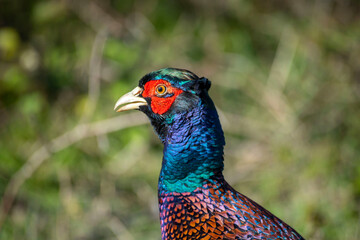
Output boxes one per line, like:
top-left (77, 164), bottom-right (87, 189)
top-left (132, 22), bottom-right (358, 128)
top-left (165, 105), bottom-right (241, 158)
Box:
top-left (142, 80), bottom-right (183, 115)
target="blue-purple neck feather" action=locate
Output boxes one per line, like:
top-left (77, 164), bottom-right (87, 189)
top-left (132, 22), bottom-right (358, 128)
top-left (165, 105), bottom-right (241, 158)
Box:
top-left (138, 68), bottom-right (226, 193)
top-left (158, 92), bottom-right (225, 193)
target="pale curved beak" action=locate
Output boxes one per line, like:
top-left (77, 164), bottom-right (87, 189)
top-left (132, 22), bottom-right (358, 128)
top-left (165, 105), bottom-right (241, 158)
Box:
top-left (114, 86), bottom-right (147, 112)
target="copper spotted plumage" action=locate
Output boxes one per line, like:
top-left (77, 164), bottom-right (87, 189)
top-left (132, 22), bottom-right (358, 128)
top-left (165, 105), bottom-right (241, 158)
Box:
top-left (114, 68), bottom-right (304, 239)
top-left (159, 174), bottom-right (302, 239)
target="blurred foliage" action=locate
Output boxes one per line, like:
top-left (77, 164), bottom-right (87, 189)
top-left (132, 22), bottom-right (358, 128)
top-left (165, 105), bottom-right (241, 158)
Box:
top-left (0, 0), bottom-right (360, 239)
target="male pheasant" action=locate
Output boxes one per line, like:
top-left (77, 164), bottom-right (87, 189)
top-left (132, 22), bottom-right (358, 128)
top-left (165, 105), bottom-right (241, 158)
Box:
top-left (114, 68), bottom-right (304, 240)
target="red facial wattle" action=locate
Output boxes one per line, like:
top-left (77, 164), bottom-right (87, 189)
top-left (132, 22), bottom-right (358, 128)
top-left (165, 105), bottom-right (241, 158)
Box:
top-left (142, 80), bottom-right (183, 115)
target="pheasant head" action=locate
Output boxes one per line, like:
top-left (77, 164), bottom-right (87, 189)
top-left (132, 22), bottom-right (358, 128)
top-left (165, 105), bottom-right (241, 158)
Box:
top-left (114, 68), bottom-right (225, 192)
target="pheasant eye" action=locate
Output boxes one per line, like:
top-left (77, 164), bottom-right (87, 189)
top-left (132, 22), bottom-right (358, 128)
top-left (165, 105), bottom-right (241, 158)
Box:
top-left (155, 84), bottom-right (167, 96)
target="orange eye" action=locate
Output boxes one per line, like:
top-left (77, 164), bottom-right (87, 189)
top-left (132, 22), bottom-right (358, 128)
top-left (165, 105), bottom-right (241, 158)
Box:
top-left (155, 84), bottom-right (167, 96)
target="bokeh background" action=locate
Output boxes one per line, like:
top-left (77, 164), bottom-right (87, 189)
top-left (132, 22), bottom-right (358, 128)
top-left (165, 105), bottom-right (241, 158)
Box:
top-left (1, 0), bottom-right (360, 239)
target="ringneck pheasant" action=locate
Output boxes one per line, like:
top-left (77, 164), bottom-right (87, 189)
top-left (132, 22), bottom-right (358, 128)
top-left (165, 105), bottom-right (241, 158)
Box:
top-left (114, 68), bottom-right (304, 240)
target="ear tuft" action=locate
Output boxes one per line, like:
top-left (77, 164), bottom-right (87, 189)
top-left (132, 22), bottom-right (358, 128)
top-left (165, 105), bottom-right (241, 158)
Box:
top-left (190, 77), bottom-right (211, 93)
top-left (199, 77), bottom-right (211, 91)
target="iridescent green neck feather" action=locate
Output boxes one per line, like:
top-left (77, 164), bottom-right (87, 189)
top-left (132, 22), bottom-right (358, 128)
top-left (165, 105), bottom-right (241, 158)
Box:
top-left (137, 68), bottom-right (225, 193)
top-left (158, 91), bottom-right (225, 193)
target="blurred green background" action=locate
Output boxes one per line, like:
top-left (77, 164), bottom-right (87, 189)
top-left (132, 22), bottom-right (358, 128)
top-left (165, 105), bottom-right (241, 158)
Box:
top-left (0, 0), bottom-right (359, 239)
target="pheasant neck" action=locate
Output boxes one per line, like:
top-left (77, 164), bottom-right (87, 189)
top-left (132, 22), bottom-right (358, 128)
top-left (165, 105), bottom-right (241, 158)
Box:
top-left (158, 96), bottom-right (225, 193)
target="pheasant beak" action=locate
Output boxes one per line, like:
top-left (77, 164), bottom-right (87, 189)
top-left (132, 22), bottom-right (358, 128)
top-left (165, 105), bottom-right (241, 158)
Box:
top-left (114, 86), bottom-right (148, 112)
